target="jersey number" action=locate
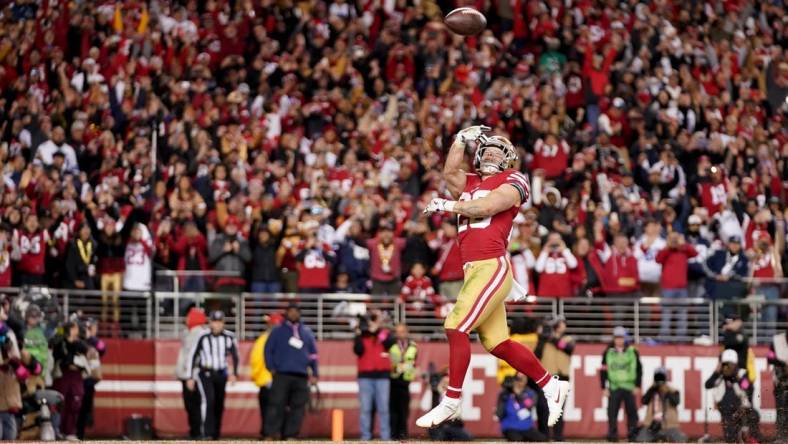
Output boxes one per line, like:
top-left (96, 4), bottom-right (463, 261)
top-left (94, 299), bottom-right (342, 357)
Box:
top-left (458, 190), bottom-right (492, 233)
top-left (710, 184), bottom-right (727, 206)
top-left (544, 258), bottom-right (567, 274)
top-left (20, 236), bottom-right (41, 255)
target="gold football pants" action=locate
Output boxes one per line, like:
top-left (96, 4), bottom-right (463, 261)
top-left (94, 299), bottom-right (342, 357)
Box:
top-left (444, 256), bottom-right (513, 351)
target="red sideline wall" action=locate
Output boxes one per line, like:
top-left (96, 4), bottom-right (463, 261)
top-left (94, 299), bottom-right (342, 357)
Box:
top-left (91, 340), bottom-right (778, 439)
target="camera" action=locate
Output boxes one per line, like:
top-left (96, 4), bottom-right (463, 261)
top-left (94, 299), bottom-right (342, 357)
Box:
top-left (357, 312), bottom-right (379, 333)
top-left (501, 375), bottom-right (516, 392)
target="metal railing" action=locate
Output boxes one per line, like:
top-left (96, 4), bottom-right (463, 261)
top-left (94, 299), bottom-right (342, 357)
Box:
top-left (1, 278), bottom-right (785, 343)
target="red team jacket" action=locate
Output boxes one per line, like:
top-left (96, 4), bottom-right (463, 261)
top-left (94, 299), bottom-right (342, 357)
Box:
top-left (656, 244), bottom-right (699, 289)
top-left (14, 229), bottom-right (49, 276)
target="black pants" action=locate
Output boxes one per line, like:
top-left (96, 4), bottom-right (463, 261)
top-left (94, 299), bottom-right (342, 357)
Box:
top-left (76, 382), bottom-right (96, 439)
top-left (504, 428), bottom-right (547, 441)
top-left (552, 415), bottom-right (565, 441)
top-left (258, 386), bottom-right (270, 437)
top-left (608, 389), bottom-right (638, 441)
top-left (389, 380), bottom-right (410, 439)
top-left (721, 406), bottom-right (762, 443)
top-left (264, 373), bottom-right (309, 439)
top-left (196, 370), bottom-right (227, 439)
top-left (776, 384), bottom-right (788, 442)
top-left (181, 380), bottom-right (202, 438)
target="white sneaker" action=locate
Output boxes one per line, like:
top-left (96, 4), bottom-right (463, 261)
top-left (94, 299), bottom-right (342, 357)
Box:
top-left (542, 376), bottom-right (570, 427)
top-left (416, 396), bottom-right (462, 428)
top-left (65, 435), bottom-right (80, 441)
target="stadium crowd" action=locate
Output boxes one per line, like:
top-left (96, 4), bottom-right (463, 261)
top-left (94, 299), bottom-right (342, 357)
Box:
top-left (0, 0), bottom-right (786, 439)
top-left (0, 0), bottom-right (786, 327)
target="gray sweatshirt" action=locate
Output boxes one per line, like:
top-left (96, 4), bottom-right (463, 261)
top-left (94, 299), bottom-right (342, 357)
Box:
top-left (175, 326), bottom-right (209, 380)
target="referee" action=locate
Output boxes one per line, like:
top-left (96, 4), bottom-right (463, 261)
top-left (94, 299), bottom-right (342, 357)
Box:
top-left (185, 310), bottom-right (239, 439)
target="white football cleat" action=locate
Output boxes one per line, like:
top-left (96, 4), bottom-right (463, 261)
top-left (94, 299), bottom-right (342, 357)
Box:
top-left (416, 396), bottom-right (462, 428)
top-left (542, 376), bottom-right (570, 426)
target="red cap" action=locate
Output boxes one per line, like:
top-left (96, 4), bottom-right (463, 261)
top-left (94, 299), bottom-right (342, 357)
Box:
top-left (268, 313), bottom-right (284, 326)
top-left (186, 308), bottom-right (208, 329)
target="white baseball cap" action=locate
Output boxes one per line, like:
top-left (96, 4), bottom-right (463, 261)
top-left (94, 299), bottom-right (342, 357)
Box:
top-left (721, 349), bottom-right (738, 364)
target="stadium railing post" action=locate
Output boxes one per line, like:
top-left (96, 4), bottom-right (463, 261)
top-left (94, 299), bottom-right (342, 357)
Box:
top-left (317, 294), bottom-right (324, 341)
top-left (634, 300), bottom-right (640, 344)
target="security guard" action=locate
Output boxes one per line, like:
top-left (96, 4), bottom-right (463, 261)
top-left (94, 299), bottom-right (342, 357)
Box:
top-left (389, 323), bottom-right (418, 439)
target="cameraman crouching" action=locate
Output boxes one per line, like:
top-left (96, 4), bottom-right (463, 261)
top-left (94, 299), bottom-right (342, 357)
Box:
top-left (705, 349), bottom-right (762, 442)
top-left (496, 373), bottom-right (545, 442)
top-left (635, 367), bottom-right (686, 442)
top-left (353, 310), bottom-right (395, 440)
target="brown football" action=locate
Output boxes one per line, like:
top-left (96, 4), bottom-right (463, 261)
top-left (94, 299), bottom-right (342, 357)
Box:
top-left (444, 7), bottom-right (487, 36)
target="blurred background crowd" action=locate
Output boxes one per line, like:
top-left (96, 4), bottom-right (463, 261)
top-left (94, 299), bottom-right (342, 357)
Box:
top-left (0, 0), bottom-right (786, 329)
top-left (0, 0), bottom-right (787, 440)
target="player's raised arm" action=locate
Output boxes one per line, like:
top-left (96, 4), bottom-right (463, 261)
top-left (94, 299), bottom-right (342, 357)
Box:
top-left (443, 126), bottom-right (490, 199)
top-left (425, 182), bottom-right (522, 218)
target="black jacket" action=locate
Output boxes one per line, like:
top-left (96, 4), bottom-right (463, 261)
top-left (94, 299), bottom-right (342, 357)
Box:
top-left (63, 238), bottom-right (98, 288)
top-left (251, 229), bottom-right (284, 283)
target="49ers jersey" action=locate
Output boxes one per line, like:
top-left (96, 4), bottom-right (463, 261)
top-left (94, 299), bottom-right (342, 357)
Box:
top-left (457, 169), bottom-right (529, 264)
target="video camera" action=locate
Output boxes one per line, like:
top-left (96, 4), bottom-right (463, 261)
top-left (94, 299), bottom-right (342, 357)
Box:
top-left (654, 367), bottom-right (667, 385)
top-left (357, 311), bottom-right (380, 333)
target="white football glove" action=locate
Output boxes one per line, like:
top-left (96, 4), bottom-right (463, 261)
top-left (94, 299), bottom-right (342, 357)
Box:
top-left (505, 280), bottom-right (530, 303)
top-left (455, 125), bottom-right (491, 144)
top-left (423, 198), bottom-right (456, 215)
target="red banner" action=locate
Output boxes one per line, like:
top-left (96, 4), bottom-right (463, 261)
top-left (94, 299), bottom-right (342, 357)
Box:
top-left (90, 339), bottom-right (777, 439)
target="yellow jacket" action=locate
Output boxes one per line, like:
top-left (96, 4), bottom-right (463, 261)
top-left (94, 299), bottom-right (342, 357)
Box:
top-left (250, 332), bottom-right (273, 387)
top-left (497, 333), bottom-right (539, 384)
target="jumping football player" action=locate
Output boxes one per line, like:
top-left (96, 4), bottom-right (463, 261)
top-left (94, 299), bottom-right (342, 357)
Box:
top-left (417, 125), bottom-right (569, 428)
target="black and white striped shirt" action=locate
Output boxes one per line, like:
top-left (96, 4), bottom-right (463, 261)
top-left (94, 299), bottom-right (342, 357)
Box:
top-left (186, 330), bottom-right (239, 377)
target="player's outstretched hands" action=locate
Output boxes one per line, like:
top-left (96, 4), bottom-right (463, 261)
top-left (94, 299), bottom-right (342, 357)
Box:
top-left (423, 197), bottom-right (453, 215)
top-left (455, 125), bottom-right (491, 143)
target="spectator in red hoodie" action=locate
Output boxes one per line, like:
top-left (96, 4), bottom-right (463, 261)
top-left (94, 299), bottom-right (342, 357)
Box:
top-left (532, 132), bottom-right (570, 179)
top-left (12, 213), bottom-right (50, 286)
top-left (535, 232), bottom-right (578, 298)
top-left (656, 232), bottom-right (698, 340)
top-left (295, 232), bottom-right (335, 293)
top-left (400, 262), bottom-right (441, 317)
top-left (174, 221), bottom-right (208, 292)
top-left (597, 233), bottom-right (640, 298)
top-left (430, 220), bottom-right (464, 301)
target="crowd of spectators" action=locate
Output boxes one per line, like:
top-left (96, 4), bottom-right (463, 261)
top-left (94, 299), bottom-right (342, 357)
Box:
top-left (0, 0), bottom-right (786, 331)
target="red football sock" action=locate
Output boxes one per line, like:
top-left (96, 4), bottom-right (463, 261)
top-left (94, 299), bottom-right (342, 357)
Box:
top-left (445, 329), bottom-right (471, 399)
top-left (491, 339), bottom-right (552, 387)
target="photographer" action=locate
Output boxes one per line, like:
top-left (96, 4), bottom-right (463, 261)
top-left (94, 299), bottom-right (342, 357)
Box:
top-left (495, 373), bottom-right (546, 442)
top-left (705, 349), bottom-right (762, 442)
top-left (353, 310), bottom-right (395, 440)
top-left (51, 320), bottom-right (89, 440)
top-left (768, 329), bottom-right (788, 441)
top-left (635, 367), bottom-right (686, 442)
top-left (77, 318), bottom-right (106, 440)
top-left (535, 232), bottom-right (578, 298)
top-left (537, 315), bottom-right (575, 441)
top-left (721, 315), bottom-right (755, 385)
top-left (425, 365), bottom-right (473, 442)
top-left (0, 320), bottom-right (21, 440)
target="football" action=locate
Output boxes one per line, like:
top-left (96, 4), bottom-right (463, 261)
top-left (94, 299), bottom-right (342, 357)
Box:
top-left (444, 7), bottom-right (487, 36)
